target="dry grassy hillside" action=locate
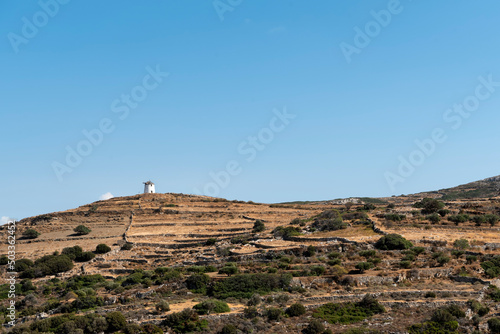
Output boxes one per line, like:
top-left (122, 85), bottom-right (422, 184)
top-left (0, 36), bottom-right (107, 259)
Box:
top-left (1, 192), bottom-right (500, 333)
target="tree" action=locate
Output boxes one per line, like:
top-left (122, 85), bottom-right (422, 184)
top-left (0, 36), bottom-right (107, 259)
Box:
top-left (253, 220), bottom-right (265, 233)
top-left (426, 213), bottom-right (441, 224)
top-left (105, 312), bottom-right (127, 332)
top-left (488, 318), bottom-right (500, 333)
top-left (355, 262), bottom-right (373, 273)
top-left (95, 244), bottom-right (111, 254)
top-left (286, 303), bottom-right (306, 317)
top-left (193, 300), bottom-right (230, 315)
top-left (74, 225), bottom-right (91, 235)
top-left (375, 234), bottom-right (413, 250)
top-left (302, 319), bottom-right (325, 334)
top-left (413, 198), bottom-right (444, 214)
top-left (156, 300), bottom-right (170, 312)
top-left (453, 238), bottom-right (469, 250)
top-left (23, 229), bottom-right (40, 239)
top-left (219, 324), bottom-right (237, 334)
top-left (219, 265), bottom-right (238, 276)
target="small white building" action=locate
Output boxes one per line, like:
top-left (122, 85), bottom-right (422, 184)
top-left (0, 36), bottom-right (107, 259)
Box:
top-left (143, 181), bottom-right (155, 194)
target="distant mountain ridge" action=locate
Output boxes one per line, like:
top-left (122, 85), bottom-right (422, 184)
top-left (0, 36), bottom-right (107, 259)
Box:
top-left (418, 175), bottom-right (500, 200)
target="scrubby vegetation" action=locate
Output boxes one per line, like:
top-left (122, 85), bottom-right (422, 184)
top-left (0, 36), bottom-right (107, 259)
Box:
top-left (312, 294), bottom-right (385, 324)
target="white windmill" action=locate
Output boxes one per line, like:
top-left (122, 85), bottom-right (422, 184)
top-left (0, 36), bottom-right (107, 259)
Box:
top-left (143, 181), bottom-right (155, 194)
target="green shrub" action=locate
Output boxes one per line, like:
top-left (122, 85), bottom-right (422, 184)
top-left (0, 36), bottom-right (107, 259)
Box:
top-left (106, 311), bottom-right (127, 332)
top-left (328, 252), bottom-right (341, 259)
top-left (243, 306), bottom-right (259, 318)
top-left (488, 318), bottom-right (500, 333)
top-left (399, 260), bottom-right (412, 269)
top-left (487, 286), bottom-right (500, 302)
top-left (312, 210), bottom-right (347, 231)
top-left (481, 256), bottom-right (500, 278)
top-left (304, 245), bottom-right (316, 257)
top-left (312, 294), bottom-right (384, 324)
top-left (265, 307), bottom-right (283, 321)
top-left (20, 255), bottom-right (74, 278)
top-left (424, 292), bottom-right (436, 298)
top-left (436, 255), bottom-right (450, 266)
top-left (355, 262), bottom-right (373, 273)
top-left (486, 214), bottom-right (500, 226)
top-left (375, 234), bottom-right (412, 250)
top-left (328, 259), bottom-right (342, 266)
top-left (95, 244), bottom-right (111, 254)
top-left (73, 225), bottom-right (91, 235)
top-left (273, 226), bottom-right (302, 238)
top-left (23, 229), bottom-right (40, 239)
top-left (75, 252), bottom-right (95, 262)
top-left (205, 238), bottom-right (217, 246)
top-left (466, 255), bottom-right (477, 264)
top-left (359, 250), bottom-right (376, 258)
top-left (385, 213), bottom-right (406, 222)
top-left (302, 319), bottom-right (325, 334)
top-left (14, 259), bottom-right (34, 272)
top-left (426, 213), bottom-right (441, 224)
top-left (310, 265), bottom-right (326, 276)
top-left (453, 238), bottom-right (469, 250)
top-left (437, 209), bottom-right (450, 217)
top-left (408, 321), bottom-right (458, 334)
top-left (186, 273), bottom-right (210, 294)
top-left (161, 308), bottom-right (208, 333)
top-left (0, 255), bottom-right (8, 265)
top-left (219, 324), bottom-right (237, 334)
top-left (211, 273), bottom-right (292, 299)
top-left (219, 265), bottom-right (238, 276)
top-left (413, 198), bottom-right (444, 214)
top-left (62, 246), bottom-right (83, 260)
top-left (411, 247), bottom-right (425, 255)
top-left (253, 220), bottom-right (265, 232)
top-left (121, 242), bottom-right (134, 250)
top-left (448, 214), bottom-right (469, 225)
top-left (193, 300), bottom-right (230, 315)
top-left (156, 300), bottom-right (170, 312)
top-left (286, 303), bottom-right (306, 317)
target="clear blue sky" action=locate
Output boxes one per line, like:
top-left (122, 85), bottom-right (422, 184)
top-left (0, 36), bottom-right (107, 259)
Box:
top-left (2, 0), bottom-right (500, 221)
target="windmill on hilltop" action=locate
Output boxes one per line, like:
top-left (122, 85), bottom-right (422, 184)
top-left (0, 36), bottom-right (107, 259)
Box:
top-left (143, 181), bottom-right (155, 194)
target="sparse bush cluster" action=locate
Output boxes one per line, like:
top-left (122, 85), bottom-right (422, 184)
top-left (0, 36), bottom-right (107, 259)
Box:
top-left (375, 234), bottom-right (412, 250)
top-left (312, 294), bottom-right (385, 324)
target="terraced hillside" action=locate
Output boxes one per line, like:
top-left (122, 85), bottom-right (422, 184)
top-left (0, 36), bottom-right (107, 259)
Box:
top-left (1, 192), bottom-right (500, 333)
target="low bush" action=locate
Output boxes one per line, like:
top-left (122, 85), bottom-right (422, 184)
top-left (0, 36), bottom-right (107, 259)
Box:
top-left (286, 303), bottom-right (306, 317)
top-left (375, 234), bottom-right (412, 250)
top-left (186, 273), bottom-right (211, 294)
top-left (19, 255), bottom-right (74, 279)
top-left (95, 244), bottom-right (111, 254)
top-left (210, 273), bottom-right (292, 299)
top-left (161, 308), bottom-right (208, 333)
top-left (385, 214), bottom-right (406, 222)
top-left (253, 220), bottom-right (265, 232)
top-left (488, 318), bottom-right (500, 333)
top-left (355, 262), bottom-right (373, 273)
top-left (481, 255), bottom-right (500, 278)
top-left (273, 226), bottom-right (302, 238)
top-left (73, 225), bottom-right (91, 235)
top-left (312, 294), bottom-right (385, 324)
top-left (193, 299), bottom-right (230, 315)
top-left (23, 229), bottom-right (40, 239)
